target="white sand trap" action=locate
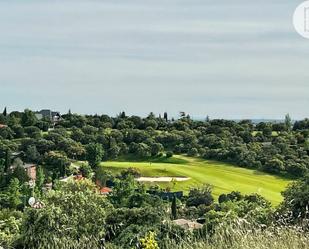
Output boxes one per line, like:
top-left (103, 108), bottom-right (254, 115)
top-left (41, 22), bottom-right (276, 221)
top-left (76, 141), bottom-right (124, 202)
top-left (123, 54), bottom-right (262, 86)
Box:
top-left (137, 177), bottom-right (190, 182)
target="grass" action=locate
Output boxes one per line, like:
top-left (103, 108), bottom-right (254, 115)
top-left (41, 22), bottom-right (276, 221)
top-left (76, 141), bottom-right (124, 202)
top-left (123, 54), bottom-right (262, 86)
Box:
top-left (160, 222), bottom-right (309, 249)
top-left (103, 155), bottom-right (291, 205)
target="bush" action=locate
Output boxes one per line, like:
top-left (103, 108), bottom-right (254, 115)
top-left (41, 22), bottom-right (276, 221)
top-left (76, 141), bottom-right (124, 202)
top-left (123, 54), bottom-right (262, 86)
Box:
top-left (166, 151), bottom-right (173, 158)
top-left (186, 185), bottom-right (214, 207)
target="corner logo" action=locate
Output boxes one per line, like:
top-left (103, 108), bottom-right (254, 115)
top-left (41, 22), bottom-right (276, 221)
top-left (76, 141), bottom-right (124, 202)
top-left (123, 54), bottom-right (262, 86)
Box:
top-left (293, 1), bottom-right (309, 39)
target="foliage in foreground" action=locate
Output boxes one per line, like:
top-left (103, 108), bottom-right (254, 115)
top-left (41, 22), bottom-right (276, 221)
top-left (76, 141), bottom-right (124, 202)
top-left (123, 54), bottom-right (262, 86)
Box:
top-left (162, 222), bottom-right (309, 249)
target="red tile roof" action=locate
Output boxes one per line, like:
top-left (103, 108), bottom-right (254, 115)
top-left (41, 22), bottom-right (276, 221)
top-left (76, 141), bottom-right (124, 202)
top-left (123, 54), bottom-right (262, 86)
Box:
top-left (74, 174), bottom-right (84, 181)
top-left (99, 187), bottom-right (112, 194)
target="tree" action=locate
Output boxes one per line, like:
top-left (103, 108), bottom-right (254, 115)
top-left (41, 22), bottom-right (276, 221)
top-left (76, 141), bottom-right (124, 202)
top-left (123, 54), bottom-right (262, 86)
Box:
top-left (163, 112), bottom-right (168, 122)
top-left (10, 160), bottom-right (29, 184)
top-left (263, 158), bottom-right (284, 173)
top-left (25, 145), bottom-right (40, 163)
top-left (0, 209), bottom-right (23, 247)
top-left (7, 178), bottom-right (21, 209)
top-left (120, 111), bottom-right (126, 119)
top-left (109, 175), bottom-right (138, 207)
top-left (188, 147), bottom-right (198, 157)
top-left (3, 107), bottom-right (7, 117)
top-left (186, 184), bottom-right (214, 207)
top-left (108, 145), bottom-right (120, 159)
top-left (11, 125), bottom-right (25, 138)
top-left (43, 151), bottom-right (71, 178)
top-left (281, 174), bottom-right (309, 219)
top-left (0, 127), bottom-right (15, 139)
top-left (95, 167), bottom-right (114, 187)
top-left (150, 143), bottom-right (163, 156)
top-left (21, 109), bottom-right (37, 127)
top-left (20, 179), bottom-right (111, 248)
top-left (285, 114), bottom-right (292, 132)
top-left (85, 143), bottom-right (104, 169)
top-left (145, 119), bottom-right (158, 130)
top-left (4, 149), bottom-right (11, 172)
top-left (79, 163), bottom-right (93, 178)
top-left (171, 195), bottom-right (177, 220)
top-left (35, 166), bottom-right (45, 196)
top-left (166, 151), bottom-right (173, 158)
top-left (136, 143), bottom-right (151, 158)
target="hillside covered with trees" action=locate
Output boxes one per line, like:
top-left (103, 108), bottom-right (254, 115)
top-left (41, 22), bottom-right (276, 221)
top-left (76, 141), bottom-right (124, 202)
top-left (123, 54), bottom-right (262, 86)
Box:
top-left (0, 109), bottom-right (308, 248)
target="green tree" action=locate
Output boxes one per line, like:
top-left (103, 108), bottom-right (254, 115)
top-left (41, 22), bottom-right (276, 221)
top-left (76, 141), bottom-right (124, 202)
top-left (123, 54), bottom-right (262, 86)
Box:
top-left (2, 107), bottom-right (7, 116)
top-left (285, 114), bottom-right (292, 132)
top-left (85, 143), bottom-right (104, 169)
top-left (281, 174), bottom-right (309, 219)
top-left (21, 109), bottom-right (37, 127)
top-left (35, 166), bottom-right (45, 196)
top-left (43, 151), bottom-right (71, 178)
top-left (0, 127), bottom-right (14, 139)
top-left (10, 161), bottom-right (29, 184)
top-left (25, 145), bottom-right (40, 163)
top-left (79, 163), bottom-right (93, 178)
top-left (166, 151), bottom-right (173, 158)
top-left (186, 184), bottom-right (214, 207)
top-left (171, 195), bottom-right (177, 220)
top-left (20, 179), bottom-right (111, 248)
top-left (7, 178), bottom-right (21, 209)
top-left (163, 112), bottom-right (168, 121)
top-left (0, 209), bottom-right (23, 247)
top-left (150, 143), bottom-right (163, 157)
top-left (4, 149), bottom-right (11, 172)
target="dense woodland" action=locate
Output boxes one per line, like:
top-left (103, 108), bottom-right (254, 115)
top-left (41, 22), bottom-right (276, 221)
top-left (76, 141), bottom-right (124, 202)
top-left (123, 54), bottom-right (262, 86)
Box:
top-left (0, 109), bottom-right (309, 248)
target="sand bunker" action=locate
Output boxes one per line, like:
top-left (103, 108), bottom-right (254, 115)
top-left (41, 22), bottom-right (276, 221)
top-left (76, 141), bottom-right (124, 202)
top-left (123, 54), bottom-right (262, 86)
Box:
top-left (137, 177), bottom-right (190, 182)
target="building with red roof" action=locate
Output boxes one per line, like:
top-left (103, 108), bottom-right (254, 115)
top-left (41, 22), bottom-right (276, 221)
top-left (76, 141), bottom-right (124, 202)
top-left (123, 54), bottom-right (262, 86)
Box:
top-left (99, 187), bottom-right (112, 195)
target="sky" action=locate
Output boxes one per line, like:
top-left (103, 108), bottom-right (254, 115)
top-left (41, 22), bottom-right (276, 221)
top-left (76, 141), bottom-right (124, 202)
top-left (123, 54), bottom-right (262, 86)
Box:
top-left (0, 0), bottom-right (308, 119)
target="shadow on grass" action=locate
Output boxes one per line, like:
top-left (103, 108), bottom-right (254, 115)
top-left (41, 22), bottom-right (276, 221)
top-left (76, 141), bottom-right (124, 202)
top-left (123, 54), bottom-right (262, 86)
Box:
top-left (108, 154), bottom-right (189, 165)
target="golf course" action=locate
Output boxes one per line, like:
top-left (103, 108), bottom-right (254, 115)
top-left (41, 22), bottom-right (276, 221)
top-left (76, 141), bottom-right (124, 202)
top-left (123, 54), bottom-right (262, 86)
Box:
top-left (104, 155), bottom-right (292, 205)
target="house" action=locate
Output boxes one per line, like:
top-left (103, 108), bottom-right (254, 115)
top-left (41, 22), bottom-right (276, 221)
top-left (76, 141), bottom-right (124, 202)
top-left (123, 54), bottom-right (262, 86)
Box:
top-left (99, 187), bottom-right (112, 195)
top-left (9, 161), bottom-right (37, 181)
top-left (59, 174), bottom-right (84, 182)
top-left (23, 163), bottom-right (37, 180)
top-left (35, 109), bottom-right (61, 123)
top-left (172, 219), bottom-right (203, 231)
top-left (0, 124), bottom-right (7, 129)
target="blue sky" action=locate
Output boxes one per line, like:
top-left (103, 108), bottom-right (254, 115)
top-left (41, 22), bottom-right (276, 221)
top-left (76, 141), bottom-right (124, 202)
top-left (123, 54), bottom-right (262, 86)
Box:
top-left (0, 0), bottom-right (308, 119)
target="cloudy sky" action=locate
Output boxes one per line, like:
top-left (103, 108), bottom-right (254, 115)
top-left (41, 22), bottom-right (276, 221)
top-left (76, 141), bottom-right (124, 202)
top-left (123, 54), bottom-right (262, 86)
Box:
top-left (0, 0), bottom-right (308, 119)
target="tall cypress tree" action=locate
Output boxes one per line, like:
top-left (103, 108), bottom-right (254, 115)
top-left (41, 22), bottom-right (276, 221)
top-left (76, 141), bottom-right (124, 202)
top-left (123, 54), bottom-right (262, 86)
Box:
top-left (2, 107), bottom-right (7, 116)
top-left (163, 112), bottom-right (168, 122)
top-left (171, 195), bottom-right (177, 220)
top-left (5, 149), bottom-right (11, 172)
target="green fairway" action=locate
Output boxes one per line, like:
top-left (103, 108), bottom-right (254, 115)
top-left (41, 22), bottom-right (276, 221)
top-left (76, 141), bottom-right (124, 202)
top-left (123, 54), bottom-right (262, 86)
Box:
top-left (103, 155), bottom-right (292, 205)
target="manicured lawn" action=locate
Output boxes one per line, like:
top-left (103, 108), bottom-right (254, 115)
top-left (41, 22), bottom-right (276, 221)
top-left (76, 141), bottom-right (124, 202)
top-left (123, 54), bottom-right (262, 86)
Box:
top-left (103, 155), bottom-right (292, 205)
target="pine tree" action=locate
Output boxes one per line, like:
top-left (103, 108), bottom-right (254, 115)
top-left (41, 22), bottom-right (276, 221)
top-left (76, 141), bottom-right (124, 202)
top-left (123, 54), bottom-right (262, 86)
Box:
top-left (171, 195), bottom-right (177, 220)
top-left (35, 166), bottom-right (45, 196)
top-left (164, 112), bottom-right (168, 121)
top-left (120, 111), bottom-right (126, 119)
top-left (4, 149), bottom-right (11, 172)
top-left (3, 107), bottom-right (7, 116)
top-left (7, 178), bottom-right (21, 209)
top-left (285, 114), bottom-right (292, 131)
